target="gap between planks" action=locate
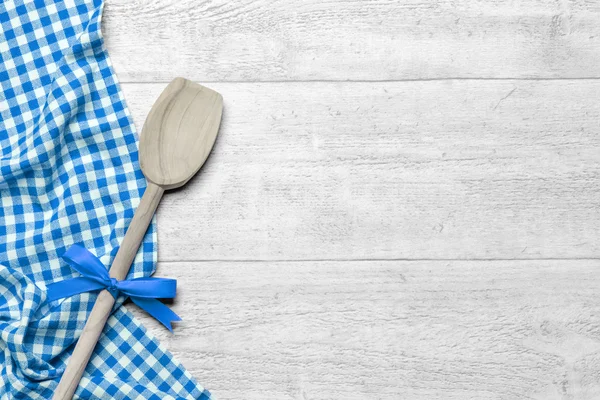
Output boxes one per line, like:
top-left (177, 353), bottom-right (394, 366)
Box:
top-left (120, 77), bottom-right (600, 84)
top-left (158, 257), bottom-right (600, 263)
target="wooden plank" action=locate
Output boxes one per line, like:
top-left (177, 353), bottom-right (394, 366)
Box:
top-left (130, 259), bottom-right (600, 399)
top-left (120, 80), bottom-right (600, 261)
top-left (103, 0), bottom-right (600, 82)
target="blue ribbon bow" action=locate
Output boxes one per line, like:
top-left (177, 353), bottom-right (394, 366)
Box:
top-left (46, 245), bottom-right (181, 332)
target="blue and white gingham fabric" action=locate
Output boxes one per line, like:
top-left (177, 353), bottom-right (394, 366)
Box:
top-left (0, 1), bottom-right (210, 398)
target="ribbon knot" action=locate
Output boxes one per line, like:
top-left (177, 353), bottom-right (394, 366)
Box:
top-left (107, 277), bottom-right (119, 297)
top-left (46, 245), bottom-right (181, 332)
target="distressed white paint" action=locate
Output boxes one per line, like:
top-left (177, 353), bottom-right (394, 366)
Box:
top-left (103, 0), bottom-right (600, 82)
top-left (120, 81), bottom-right (600, 261)
top-left (130, 260), bottom-right (600, 399)
top-left (102, 0), bottom-right (600, 398)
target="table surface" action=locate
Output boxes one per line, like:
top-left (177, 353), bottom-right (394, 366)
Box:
top-left (103, 1), bottom-right (600, 398)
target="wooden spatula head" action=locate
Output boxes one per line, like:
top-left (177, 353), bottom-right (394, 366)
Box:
top-left (140, 77), bottom-right (223, 190)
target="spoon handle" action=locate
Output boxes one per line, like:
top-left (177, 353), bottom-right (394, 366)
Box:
top-left (53, 182), bottom-right (165, 400)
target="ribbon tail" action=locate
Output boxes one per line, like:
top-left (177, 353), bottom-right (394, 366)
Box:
top-left (130, 297), bottom-right (181, 332)
top-left (46, 277), bottom-right (107, 302)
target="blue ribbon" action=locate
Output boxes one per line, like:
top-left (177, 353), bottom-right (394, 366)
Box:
top-left (46, 245), bottom-right (181, 332)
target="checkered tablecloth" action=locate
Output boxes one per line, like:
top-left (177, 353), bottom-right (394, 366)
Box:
top-left (0, 1), bottom-right (210, 398)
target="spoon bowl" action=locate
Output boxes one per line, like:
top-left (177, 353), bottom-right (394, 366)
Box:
top-left (140, 77), bottom-right (223, 189)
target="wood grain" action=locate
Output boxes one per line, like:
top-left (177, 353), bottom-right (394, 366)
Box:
top-left (130, 259), bottom-right (600, 399)
top-left (101, 1), bottom-right (600, 398)
top-left (120, 80), bottom-right (600, 261)
top-left (140, 78), bottom-right (223, 189)
top-left (102, 0), bottom-right (600, 82)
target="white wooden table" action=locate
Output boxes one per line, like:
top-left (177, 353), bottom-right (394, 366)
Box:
top-left (103, 1), bottom-right (600, 398)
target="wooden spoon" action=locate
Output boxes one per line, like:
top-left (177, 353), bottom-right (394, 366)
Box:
top-left (53, 77), bottom-right (223, 399)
